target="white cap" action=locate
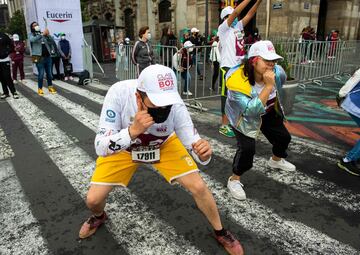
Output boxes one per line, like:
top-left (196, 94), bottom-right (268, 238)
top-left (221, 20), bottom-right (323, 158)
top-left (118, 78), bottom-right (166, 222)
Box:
top-left (183, 40), bottom-right (193, 48)
top-left (191, 27), bottom-right (199, 33)
top-left (248, 40), bottom-right (283, 61)
top-left (137, 64), bottom-right (183, 107)
top-left (221, 6), bottom-right (234, 20)
top-left (125, 37), bottom-right (130, 42)
top-left (12, 34), bottom-right (19, 41)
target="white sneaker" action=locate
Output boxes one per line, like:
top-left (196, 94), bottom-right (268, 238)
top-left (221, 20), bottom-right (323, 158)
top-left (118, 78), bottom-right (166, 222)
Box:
top-left (13, 80), bottom-right (17, 84)
top-left (64, 77), bottom-right (69, 81)
top-left (182, 91), bottom-right (193, 96)
top-left (227, 177), bottom-right (246, 200)
top-left (267, 157), bottom-right (296, 171)
top-left (69, 76), bottom-right (74, 80)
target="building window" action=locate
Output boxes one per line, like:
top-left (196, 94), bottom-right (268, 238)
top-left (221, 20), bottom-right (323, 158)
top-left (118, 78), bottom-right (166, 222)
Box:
top-left (158, 0), bottom-right (171, 23)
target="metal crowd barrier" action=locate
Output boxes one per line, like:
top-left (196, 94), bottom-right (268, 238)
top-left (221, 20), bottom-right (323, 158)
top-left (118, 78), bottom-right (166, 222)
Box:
top-left (115, 40), bottom-right (360, 109)
top-left (82, 39), bottom-right (104, 84)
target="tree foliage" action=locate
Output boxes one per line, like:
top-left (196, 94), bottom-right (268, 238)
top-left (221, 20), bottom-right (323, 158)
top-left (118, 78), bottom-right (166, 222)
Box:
top-left (80, 0), bottom-right (91, 22)
top-left (6, 10), bottom-right (27, 40)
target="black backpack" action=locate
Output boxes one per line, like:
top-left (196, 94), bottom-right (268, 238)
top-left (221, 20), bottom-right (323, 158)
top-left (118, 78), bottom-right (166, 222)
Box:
top-left (78, 70), bottom-right (90, 85)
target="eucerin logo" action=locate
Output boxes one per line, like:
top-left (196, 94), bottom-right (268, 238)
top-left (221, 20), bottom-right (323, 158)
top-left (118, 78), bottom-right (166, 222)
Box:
top-left (46, 11), bottom-right (72, 23)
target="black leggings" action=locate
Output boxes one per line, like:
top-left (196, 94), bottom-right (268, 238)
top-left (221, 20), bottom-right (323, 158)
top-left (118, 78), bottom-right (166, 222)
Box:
top-left (232, 110), bottom-right (291, 176)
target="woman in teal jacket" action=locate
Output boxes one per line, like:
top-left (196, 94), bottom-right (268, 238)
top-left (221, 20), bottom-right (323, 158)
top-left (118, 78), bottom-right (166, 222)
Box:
top-left (225, 40), bottom-right (296, 200)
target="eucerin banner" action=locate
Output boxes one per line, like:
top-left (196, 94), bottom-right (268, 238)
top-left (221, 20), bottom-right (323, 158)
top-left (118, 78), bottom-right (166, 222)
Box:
top-left (24, 0), bottom-right (84, 72)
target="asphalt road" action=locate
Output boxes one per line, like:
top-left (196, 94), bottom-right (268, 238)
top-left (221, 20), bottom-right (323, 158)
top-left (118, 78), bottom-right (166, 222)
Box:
top-left (0, 60), bottom-right (359, 255)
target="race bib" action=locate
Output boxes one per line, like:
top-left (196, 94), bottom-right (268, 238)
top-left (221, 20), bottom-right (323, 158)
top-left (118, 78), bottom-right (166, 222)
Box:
top-left (132, 146), bottom-right (160, 163)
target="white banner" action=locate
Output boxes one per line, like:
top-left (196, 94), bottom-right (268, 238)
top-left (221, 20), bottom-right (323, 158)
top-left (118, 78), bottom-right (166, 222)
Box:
top-left (24, 0), bottom-right (84, 72)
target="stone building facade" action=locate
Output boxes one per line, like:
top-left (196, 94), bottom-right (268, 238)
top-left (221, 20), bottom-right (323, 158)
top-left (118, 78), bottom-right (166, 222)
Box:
top-left (84, 0), bottom-right (359, 41)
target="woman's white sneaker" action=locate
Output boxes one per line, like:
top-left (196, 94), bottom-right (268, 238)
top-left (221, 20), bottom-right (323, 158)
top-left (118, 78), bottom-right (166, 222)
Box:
top-left (267, 157), bottom-right (296, 171)
top-left (227, 177), bottom-right (246, 200)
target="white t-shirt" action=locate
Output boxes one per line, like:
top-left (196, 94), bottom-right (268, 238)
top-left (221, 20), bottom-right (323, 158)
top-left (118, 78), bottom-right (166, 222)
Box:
top-left (254, 82), bottom-right (277, 113)
top-left (95, 80), bottom-right (208, 163)
top-left (217, 19), bottom-right (245, 68)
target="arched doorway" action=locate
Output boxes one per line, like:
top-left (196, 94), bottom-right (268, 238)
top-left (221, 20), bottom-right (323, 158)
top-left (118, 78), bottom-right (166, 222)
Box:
top-left (317, 0), bottom-right (328, 40)
top-left (124, 8), bottom-right (134, 40)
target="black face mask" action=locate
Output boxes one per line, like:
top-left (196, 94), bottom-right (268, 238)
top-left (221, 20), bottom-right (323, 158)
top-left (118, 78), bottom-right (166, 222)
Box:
top-left (147, 105), bottom-right (172, 123)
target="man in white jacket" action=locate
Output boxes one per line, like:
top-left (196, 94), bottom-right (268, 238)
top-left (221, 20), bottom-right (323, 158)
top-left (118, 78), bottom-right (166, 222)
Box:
top-left (79, 64), bottom-right (244, 255)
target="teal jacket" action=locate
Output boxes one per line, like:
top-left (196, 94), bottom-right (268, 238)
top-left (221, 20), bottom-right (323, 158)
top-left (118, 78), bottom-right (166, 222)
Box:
top-left (225, 64), bottom-right (286, 139)
top-left (29, 32), bottom-right (58, 57)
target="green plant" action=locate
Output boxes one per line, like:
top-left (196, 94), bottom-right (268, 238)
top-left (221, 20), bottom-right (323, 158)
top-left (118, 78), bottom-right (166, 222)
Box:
top-left (274, 43), bottom-right (294, 80)
top-left (6, 10), bottom-right (27, 40)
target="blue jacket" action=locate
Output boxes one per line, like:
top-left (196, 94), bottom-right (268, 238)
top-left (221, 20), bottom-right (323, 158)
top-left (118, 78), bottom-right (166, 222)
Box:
top-left (29, 32), bottom-right (57, 57)
top-left (59, 39), bottom-right (71, 57)
top-left (225, 64), bottom-right (286, 138)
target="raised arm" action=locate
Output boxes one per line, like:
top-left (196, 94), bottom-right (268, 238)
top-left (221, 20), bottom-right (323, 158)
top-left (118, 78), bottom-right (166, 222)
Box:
top-left (241, 0), bottom-right (263, 27)
top-left (226, 0), bottom-right (252, 27)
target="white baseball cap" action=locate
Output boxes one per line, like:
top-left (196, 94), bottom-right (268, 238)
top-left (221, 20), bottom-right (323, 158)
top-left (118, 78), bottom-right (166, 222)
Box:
top-left (137, 64), bottom-right (183, 107)
top-left (221, 6), bottom-right (234, 20)
top-left (248, 40), bottom-right (283, 61)
top-left (183, 40), bottom-right (194, 48)
top-left (191, 27), bottom-right (199, 33)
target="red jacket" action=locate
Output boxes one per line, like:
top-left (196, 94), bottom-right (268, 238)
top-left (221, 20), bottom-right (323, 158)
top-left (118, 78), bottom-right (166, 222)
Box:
top-left (10, 41), bottom-right (25, 61)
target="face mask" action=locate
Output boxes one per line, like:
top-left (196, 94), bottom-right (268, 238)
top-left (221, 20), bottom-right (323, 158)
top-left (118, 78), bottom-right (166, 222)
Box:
top-left (147, 105), bottom-right (172, 123)
top-left (61, 36), bottom-right (65, 40)
top-left (231, 18), bottom-right (238, 28)
top-left (34, 26), bottom-right (40, 32)
top-left (13, 36), bottom-right (19, 41)
top-left (147, 33), bottom-right (151, 40)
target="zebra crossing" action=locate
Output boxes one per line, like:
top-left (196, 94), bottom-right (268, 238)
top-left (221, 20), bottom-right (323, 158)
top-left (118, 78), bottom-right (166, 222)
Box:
top-left (0, 78), bottom-right (359, 255)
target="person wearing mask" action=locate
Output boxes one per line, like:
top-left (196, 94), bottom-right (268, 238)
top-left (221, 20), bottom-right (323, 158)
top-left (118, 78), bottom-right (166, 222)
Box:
top-left (336, 68), bottom-right (360, 176)
top-left (78, 64), bottom-right (244, 255)
top-left (131, 26), bottom-right (155, 76)
top-left (51, 37), bottom-right (61, 80)
top-left (58, 33), bottom-right (73, 81)
top-left (209, 35), bottom-right (220, 91)
top-left (217, 0), bottom-right (262, 138)
top-left (115, 31), bottom-right (129, 81)
top-left (10, 34), bottom-right (25, 83)
top-left (29, 21), bottom-right (57, 95)
top-left (175, 40), bottom-right (194, 96)
top-left (189, 27), bottom-right (203, 80)
top-left (225, 40), bottom-right (295, 200)
top-left (0, 32), bottom-right (19, 99)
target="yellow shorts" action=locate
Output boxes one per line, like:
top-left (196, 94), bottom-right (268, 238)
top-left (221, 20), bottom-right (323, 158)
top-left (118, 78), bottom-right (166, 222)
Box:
top-left (91, 135), bottom-right (198, 186)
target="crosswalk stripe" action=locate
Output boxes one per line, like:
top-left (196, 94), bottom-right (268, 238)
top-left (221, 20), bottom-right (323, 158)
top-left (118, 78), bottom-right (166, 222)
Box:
top-left (22, 79), bottom-right (99, 132)
top-left (0, 148), bottom-right (49, 254)
top-left (199, 172), bottom-right (358, 254)
top-left (18, 81), bottom-right (359, 253)
top-left (202, 134), bottom-right (360, 212)
top-left (6, 92), bottom-right (203, 255)
top-left (46, 79), bottom-right (105, 105)
top-left (0, 128), bottom-right (14, 161)
top-left (72, 77), bottom-right (110, 92)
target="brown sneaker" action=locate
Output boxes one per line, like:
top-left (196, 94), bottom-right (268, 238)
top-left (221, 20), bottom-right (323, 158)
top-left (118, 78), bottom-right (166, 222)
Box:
top-left (215, 230), bottom-right (244, 255)
top-left (79, 212), bottom-right (108, 239)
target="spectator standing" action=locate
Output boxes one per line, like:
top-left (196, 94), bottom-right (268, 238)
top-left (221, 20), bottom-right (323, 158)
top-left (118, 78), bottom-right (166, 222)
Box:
top-left (51, 38), bottom-right (62, 80)
top-left (327, 30), bottom-right (340, 58)
top-left (10, 34), bottom-right (25, 83)
top-left (0, 32), bottom-right (19, 99)
top-left (131, 26), bottom-right (155, 76)
top-left (115, 31), bottom-right (129, 81)
top-left (225, 40), bottom-right (295, 200)
top-left (173, 40), bottom-right (194, 96)
top-left (160, 26), bottom-right (173, 67)
top-left (337, 68), bottom-right (360, 176)
top-left (217, 0), bottom-right (262, 137)
top-left (58, 33), bottom-right (73, 81)
top-left (209, 35), bottom-right (220, 91)
top-left (29, 21), bottom-right (57, 95)
top-left (189, 27), bottom-right (203, 80)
